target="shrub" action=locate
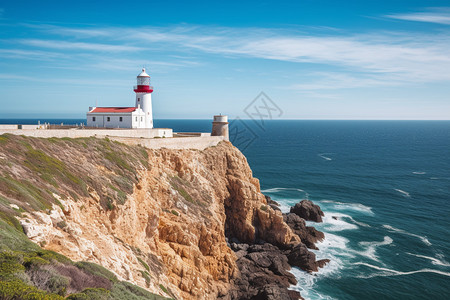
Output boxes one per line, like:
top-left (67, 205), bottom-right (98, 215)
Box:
top-left (67, 288), bottom-right (109, 300)
top-left (74, 261), bottom-right (117, 283)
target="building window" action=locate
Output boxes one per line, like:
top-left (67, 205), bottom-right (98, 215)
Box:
top-left (107, 117), bottom-right (110, 122)
top-left (119, 117), bottom-right (123, 122)
top-left (141, 117), bottom-right (143, 121)
top-left (92, 117), bottom-right (96, 122)
top-left (135, 117), bottom-right (137, 121)
top-left (138, 98), bottom-right (140, 102)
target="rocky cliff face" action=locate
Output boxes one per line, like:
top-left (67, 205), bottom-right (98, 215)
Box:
top-left (0, 134), bottom-right (326, 299)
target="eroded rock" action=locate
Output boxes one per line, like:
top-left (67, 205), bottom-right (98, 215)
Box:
top-left (290, 200), bottom-right (324, 223)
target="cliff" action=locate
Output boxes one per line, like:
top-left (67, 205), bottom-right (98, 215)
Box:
top-left (0, 134), bottom-right (325, 299)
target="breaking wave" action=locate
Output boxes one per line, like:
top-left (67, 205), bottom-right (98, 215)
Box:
top-left (382, 225), bottom-right (431, 246)
top-left (318, 153), bottom-right (333, 161)
top-left (354, 262), bottom-right (450, 278)
top-left (319, 200), bottom-right (373, 215)
top-left (406, 253), bottom-right (450, 267)
top-left (394, 189), bottom-right (410, 197)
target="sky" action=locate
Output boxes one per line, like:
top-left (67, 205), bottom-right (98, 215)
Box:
top-left (0, 0), bottom-right (449, 120)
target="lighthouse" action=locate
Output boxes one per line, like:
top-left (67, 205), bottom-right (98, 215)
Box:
top-left (86, 68), bottom-right (155, 129)
top-left (134, 68), bottom-right (154, 128)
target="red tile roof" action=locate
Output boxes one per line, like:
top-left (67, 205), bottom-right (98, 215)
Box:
top-left (90, 107), bottom-right (136, 113)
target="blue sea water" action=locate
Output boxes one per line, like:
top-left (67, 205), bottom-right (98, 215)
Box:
top-left (1, 119), bottom-right (449, 299)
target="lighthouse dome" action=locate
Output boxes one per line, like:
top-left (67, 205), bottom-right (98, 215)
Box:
top-left (138, 68), bottom-right (150, 77)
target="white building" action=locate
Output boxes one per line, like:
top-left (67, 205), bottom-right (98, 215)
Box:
top-left (87, 68), bottom-right (154, 129)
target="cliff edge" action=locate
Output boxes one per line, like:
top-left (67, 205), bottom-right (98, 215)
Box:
top-left (0, 134), bottom-right (326, 299)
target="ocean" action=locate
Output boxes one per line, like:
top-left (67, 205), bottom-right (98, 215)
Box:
top-left (1, 119), bottom-right (449, 299)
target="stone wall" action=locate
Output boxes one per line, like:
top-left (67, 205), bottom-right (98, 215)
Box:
top-left (110, 136), bottom-right (225, 150)
top-left (0, 128), bottom-right (173, 139)
top-left (0, 128), bottom-right (224, 150)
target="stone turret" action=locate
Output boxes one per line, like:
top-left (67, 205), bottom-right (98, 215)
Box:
top-left (211, 115), bottom-right (229, 141)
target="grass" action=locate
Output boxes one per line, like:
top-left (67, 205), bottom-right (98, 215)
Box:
top-left (0, 176), bottom-right (53, 211)
top-left (0, 219), bottom-right (169, 299)
top-left (137, 257), bottom-right (150, 272)
top-left (0, 135), bottom-right (171, 300)
top-left (170, 177), bottom-right (194, 204)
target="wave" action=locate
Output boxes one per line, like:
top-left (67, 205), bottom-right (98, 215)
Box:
top-left (261, 187), bottom-right (308, 195)
top-left (382, 225), bottom-right (431, 246)
top-left (318, 153), bottom-right (333, 161)
top-left (319, 213), bottom-right (359, 232)
top-left (354, 262), bottom-right (450, 278)
top-left (406, 253), bottom-right (450, 267)
top-left (394, 189), bottom-right (410, 197)
top-left (260, 187), bottom-right (311, 213)
top-left (289, 233), bottom-right (349, 300)
top-left (319, 200), bottom-right (374, 215)
top-left (356, 236), bottom-right (393, 262)
top-left (347, 216), bottom-right (370, 227)
top-left (412, 171), bottom-right (426, 175)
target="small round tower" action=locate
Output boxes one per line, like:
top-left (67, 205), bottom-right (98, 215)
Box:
top-left (134, 68), bottom-right (154, 128)
top-left (211, 115), bottom-right (229, 141)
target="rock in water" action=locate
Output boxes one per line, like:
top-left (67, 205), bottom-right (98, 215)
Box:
top-left (290, 200), bottom-right (324, 222)
top-left (227, 243), bottom-right (301, 300)
top-left (283, 213), bottom-right (325, 250)
top-left (265, 195), bottom-right (282, 212)
top-left (286, 243), bottom-right (329, 273)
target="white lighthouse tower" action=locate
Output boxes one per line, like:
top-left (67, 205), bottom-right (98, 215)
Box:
top-left (134, 68), bottom-right (154, 128)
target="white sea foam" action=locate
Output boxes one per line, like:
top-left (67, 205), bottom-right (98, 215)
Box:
top-left (315, 213), bottom-right (359, 232)
top-left (354, 262), bottom-right (450, 278)
top-left (412, 171), bottom-right (426, 175)
top-left (356, 236), bottom-right (393, 262)
top-left (319, 200), bottom-right (374, 215)
top-left (382, 225), bottom-right (431, 246)
top-left (394, 189), bottom-right (410, 197)
top-left (315, 232), bottom-right (351, 254)
top-left (289, 232), bottom-right (348, 300)
top-left (406, 253), bottom-right (450, 267)
top-left (318, 153), bottom-right (333, 161)
top-left (347, 216), bottom-right (371, 227)
top-left (289, 267), bottom-right (336, 300)
top-left (261, 187), bottom-right (311, 213)
top-left (261, 187), bottom-right (307, 194)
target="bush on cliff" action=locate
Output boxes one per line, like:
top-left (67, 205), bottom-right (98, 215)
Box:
top-left (0, 135), bottom-right (170, 300)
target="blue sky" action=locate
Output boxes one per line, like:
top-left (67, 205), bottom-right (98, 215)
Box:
top-left (0, 0), bottom-right (449, 119)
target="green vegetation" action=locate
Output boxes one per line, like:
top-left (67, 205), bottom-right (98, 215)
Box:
top-left (170, 177), bottom-right (194, 204)
top-left (137, 257), bottom-right (150, 272)
top-left (260, 205), bottom-right (268, 212)
top-left (139, 270), bottom-right (151, 287)
top-left (0, 219), bottom-right (169, 299)
top-left (0, 175), bottom-right (53, 211)
top-left (0, 135), bottom-right (169, 300)
top-left (0, 134), bottom-right (10, 144)
top-left (24, 147), bottom-right (82, 187)
top-left (159, 284), bottom-right (169, 295)
top-left (158, 284), bottom-right (175, 299)
top-left (170, 210), bottom-right (179, 216)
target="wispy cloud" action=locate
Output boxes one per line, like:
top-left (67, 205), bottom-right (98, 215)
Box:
top-left (386, 8), bottom-right (450, 25)
top-left (18, 39), bottom-right (142, 52)
top-left (4, 23), bottom-right (450, 90)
